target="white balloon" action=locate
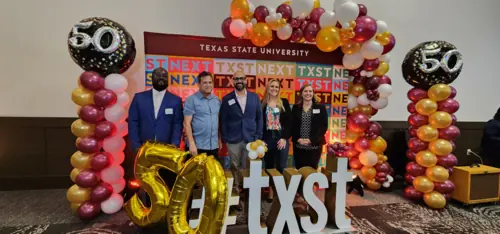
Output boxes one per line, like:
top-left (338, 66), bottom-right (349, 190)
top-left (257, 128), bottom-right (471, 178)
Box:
top-left (115, 120), bottom-right (128, 137)
top-left (387, 175), bottom-right (394, 183)
top-left (359, 150), bottom-right (378, 167)
top-left (336, 2), bottom-right (359, 25)
top-left (246, 22), bottom-right (253, 31)
top-left (101, 165), bottom-right (124, 184)
top-left (377, 84), bottom-right (393, 98)
top-left (248, 1), bottom-right (255, 13)
top-left (101, 193), bottom-right (124, 214)
top-left (111, 179), bottom-right (126, 193)
top-left (246, 143), bottom-right (252, 152)
top-left (290, 0), bottom-right (315, 18)
top-left (277, 24), bottom-right (293, 40)
top-left (357, 94), bottom-right (370, 106)
top-left (382, 182), bottom-right (391, 188)
top-left (103, 136), bottom-right (126, 152)
top-left (111, 151), bottom-right (125, 165)
top-left (342, 52), bottom-right (364, 70)
top-left (256, 146), bottom-right (265, 154)
top-left (347, 94), bottom-right (358, 110)
top-left (229, 19), bottom-right (247, 37)
top-left (370, 97), bottom-right (389, 109)
top-left (379, 54), bottom-right (391, 62)
top-left (248, 151), bottom-right (258, 160)
top-left (116, 92), bottom-right (130, 107)
top-left (376, 20), bottom-right (389, 33)
top-left (250, 18), bottom-right (257, 25)
top-left (366, 71), bottom-right (374, 78)
top-left (104, 104), bottom-right (126, 122)
top-left (334, 0), bottom-right (350, 12)
top-left (361, 40), bottom-right (384, 60)
top-left (105, 74), bottom-right (128, 93)
top-left (319, 11), bottom-right (337, 28)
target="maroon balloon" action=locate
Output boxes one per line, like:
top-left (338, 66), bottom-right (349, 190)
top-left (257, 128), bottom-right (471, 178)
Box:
top-left (75, 169), bottom-right (100, 188)
top-left (347, 113), bottom-right (370, 133)
top-left (93, 89), bottom-right (117, 107)
top-left (437, 154), bottom-right (458, 168)
top-left (254, 6), bottom-right (270, 22)
top-left (364, 76), bottom-right (380, 90)
top-left (438, 125), bottom-right (461, 141)
top-left (221, 17), bottom-right (236, 39)
top-left (346, 147), bottom-right (360, 158)
top-left (80, 71), bottom-right (104, 91)
top-left (77, 201), bottom-right (101, 221)
top-left (349, 157), bottom-right (363, 169)
top-left (365, 121), bottom-right (382, 136)
top-left (349, 68), bottom-right (363, 78)
top-left (382, 34), bottom-right (396, 54)
top-left (304, 23), bottom-right (319, 42)
top-left (408, 137), bottom-right (429, 153)
top-left (363, 59), bottom-right (380, 72)
top-left (406, 162), bottom-right (426, 177)
top-left (375, 162), bottom-right (391, 173)
top-left (358, 4), bottom-right (368, 17)
top-left (77, 137), bottom-right (102, 153)
top-left (91, 152), bottom-right (113, 171)
top-left (406, 150), bottom-right (417, 161)
top-left (447, 167), bottom-right (453, 174)
top-left (371, 108), bottom-right (378, 116)
top-left (449, 86), bottom-right (457, 99)
top-left (450, 141), bottom-right (456, 152)
top-left (352, 76), bottom-right (365, 85)
top-left (354, 138), bottom-right (370, 152)
top-left (438, 98), bottom-right (460, 114)
top-left (276, 4), bottom-right (293, 21)
top-left (90, 182), bottom-right (114, 203)
top-left (94, 121), bottom-right (116, 139)
top-left (309, 7), bottom-right (325, 24)
top-left (290, 28), bottom-right (304, 42)
top-left (443, 193), bottom-right (452, 201)
top-left (434, 180), bottom-right (455, 194)
top-left (78, 105), bottom-right (104, 124)
top-left (403, 186), bottom-right (424, 200)
top-left (378, 75), bottom-right (392, 85)
top-left (407, 88), bottom-right (428, 102)
top-left (352, 16), bottom-right (377, 43)
top-left (408, 126), bottom-right (417, 137)
top-left (408, 113), bottom-right (428, 128)
top-left (451, 114), bottom-right (457, 125)
top-left (404, 173), bottom-right (416, 184)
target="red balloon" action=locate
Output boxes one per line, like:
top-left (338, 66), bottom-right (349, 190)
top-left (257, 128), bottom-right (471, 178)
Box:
top-left (408, 137), bottom-right (429, 153)
top-left (221, 17), bottom-right (236, 39)
top-left (406, 150), bottom-right (417, 161)
top-left (304, 23), bottom-right (320, 42)
top-left (346, 147), bottom-right (360, 158)
top-left (365, 121), bottom-right (382, 136)
top-left (438, 125), bottom-right (461, 140)
top-left (375, 162), bottom-right (391, 173)
top-left (404, 173), bottom-right (416, 184)
top-left (290, 28), bottom-right (304, 42)
top-left (90, 182), bottom-right (114, 203)
top-left (254, 6), bottom-right (270, 22)
top-left (349, 157), bottom-right (363, 169)
top-left (434, 180), bottom-right (455, 194)
top-left (77, 201), bottom-right (101, 221)
top-left (352, 16), bottom-right (377, 43)
top-left (352, 76), bottom-right (365, 85)
top-left (406, 162), bottom-right (426, 177)
top-left (75, 169), bottom-right (100, 188)
top-left (407, 102), bottom-right (416, 113)
top-left (408, 114), bottom-right (428, 128)
top-left (77, 137), bottom-right (102, 153)
top-left (347, 113), bottom-right (370, 133)
top-left (358, 4), bottom-right (368, 17)
top-left (382, 34), bottom-right (396, 54)
top-left (91, 152), bottom-right (113, 171)
top-left (451, 114), bottom-right (457, 125)
top-left (379, 75), bottom-right (392, 85)
top-left (349, 68), bottom-right (363, 78)
top-left (449, 86), bottom-right (457, 99)
top-left (94, 121), bottom-right (116, 139)
top-left (79, 105), bottom-right (104, 124)
top-left (438, 98), bottom-right (460, 114)
top-left (407, 88), bottom-right (428, 102)
top-left (408, 126), bottom-right (417, 137)
top-left (309, 7), bottom-right (325, 24)
top-left (354, 138), bottom-right (370, 152)
top-left (276, 4), bottom-right (293, 21)
top-left (80, 71), bottom-right (104, 91)
top-left (437, 154), bottom-right (458, 168)
top-left (403, 186), bottom-right (424, 200)
top-left (363, 59), bottom-right (380, 72)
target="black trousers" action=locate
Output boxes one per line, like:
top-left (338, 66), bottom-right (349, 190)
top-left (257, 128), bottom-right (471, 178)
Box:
top-left (293, 144), bottom-right (322, 170)
top-left (198, 148), bottom-right (219, 160)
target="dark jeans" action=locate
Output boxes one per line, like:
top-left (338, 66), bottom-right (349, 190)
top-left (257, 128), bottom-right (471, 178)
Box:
top-left (198, 148), bottom-right (219, 160)
top-left (263, 130), bottom-right (289, 173)
top-left (293, 144), bottom-right (322, 170)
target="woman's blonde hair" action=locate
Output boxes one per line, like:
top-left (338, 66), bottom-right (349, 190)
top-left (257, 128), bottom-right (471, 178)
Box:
top-left (262, 79), bottom-right (284, 111)
top-left (296, 83), bottom-right (320, 105)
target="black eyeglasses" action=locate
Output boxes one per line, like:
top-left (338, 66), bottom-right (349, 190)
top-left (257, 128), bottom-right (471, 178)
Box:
top-left (233, 77), bottom-right (246, 81)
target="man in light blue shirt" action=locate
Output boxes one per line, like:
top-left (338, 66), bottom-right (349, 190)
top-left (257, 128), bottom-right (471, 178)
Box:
top-left (184, 71), bottom-right (221, 159)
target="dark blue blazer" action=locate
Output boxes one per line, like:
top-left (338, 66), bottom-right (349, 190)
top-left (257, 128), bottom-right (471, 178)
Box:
top-left (220, 91), bottom-right (263, 144)
top-left (128, 89), bottom-right (183, 152)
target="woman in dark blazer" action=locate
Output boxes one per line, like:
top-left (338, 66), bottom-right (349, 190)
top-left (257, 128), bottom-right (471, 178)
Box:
top-left (291, 84), bottom-right (328, 170)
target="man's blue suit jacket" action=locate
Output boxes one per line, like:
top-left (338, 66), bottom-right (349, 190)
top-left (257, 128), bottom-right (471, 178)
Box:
top-left (128, 89), bottom-right (183, 152)
top-left (220, 91), bottom-right (263, 144)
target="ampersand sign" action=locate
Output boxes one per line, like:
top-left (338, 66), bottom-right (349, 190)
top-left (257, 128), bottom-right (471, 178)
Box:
top-left (124, 142), bottom-right (228, 233)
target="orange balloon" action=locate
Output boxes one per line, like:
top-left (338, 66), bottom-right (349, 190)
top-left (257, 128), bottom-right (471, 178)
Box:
top-left (428, 84), bottom-right (451, 102)
top-left (230, 0), bottom-right (250, 19)
top-left (251, 23), bottom-right (273, 47)
top-left (413, 176), bottom-right (435, 193)
top-left (341, 41), bottom-right (362, 55)
top-left (346, 130), bottom-right (361, 144)
top-left (316, 26), bottom-right (341, 52)
top-left (417, 125), bottom-right (439, 142)
top-left (426, 165), bottom-right (449, 182)
top-left (359, 105), bottom-right (373, 115)
top-left (361, 166), bottom-right (377, 180)
top-left (71, 87), bottom-right (94, 106)
top-left (416, 150), bottom-right (438, 167)
top-left (424, 191), bottom-right (446, 209)
top-left (369, 136), bottom-right (387, 154)
top-left (429, 111), bottom-right (452, 129)
top-left (373, 62), bottom-right (389, 76)
top-left (366, 179), bottom-right (381, 190)
top-left (351, 84), bottom-right (366, 96)
top-left (429, 139), bottom-right (453, 156)
top-left (416, 98), bottom-right (438, 116)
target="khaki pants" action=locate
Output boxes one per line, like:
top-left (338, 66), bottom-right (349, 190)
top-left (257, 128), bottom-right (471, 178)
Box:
top-left (226, 142), bottom-right (248, 188)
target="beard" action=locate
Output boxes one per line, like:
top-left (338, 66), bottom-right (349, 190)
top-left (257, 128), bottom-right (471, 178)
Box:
top-left (153, 80), bottom-right (167, 91)
top-left (235, 83), bottom-right (245, 91)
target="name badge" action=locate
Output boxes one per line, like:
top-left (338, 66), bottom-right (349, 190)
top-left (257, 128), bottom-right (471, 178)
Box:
top-left (313, 109), bottom-right (320, 114)
top-left (165, 108), bottom-right (173, 115)
top-left (228, 99), bottom-right (236, 106)
top-left (273, 107), bottom-right (280, 113)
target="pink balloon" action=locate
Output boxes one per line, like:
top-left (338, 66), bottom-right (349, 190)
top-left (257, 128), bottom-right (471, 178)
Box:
top-left (90, 182), bottom-right (113, 203)
top-left (254, 6), bottom-right (269, 22)
top-left (304, 23), bottom-right (320, 42)
top-left (437, 154), bottom-right (458, 168)
top-left (354, 138), bottom-right (370, 152)
top-left (407, 88), bottom-right (428, 102)
top-left (94, 89), bottom-right (117, 107)
top-left (77, 137), bottom-right (102, 153)
top-left (379, 75), bottom-right (392, 85)
top-left (382, 34), bottom-right (396, 54)
top-left (408, 137), bottom-right (429, 153)
top-left (101, 193), bottom-right (124, 214)
top-left (111, 151), bottom-right (125, 165)
top-left (79, 105), bottom-right (104, 124)
top-left (77, 201), bottom-right (101, 221)
top-left (407, 102), bottom-right (416, 113)
top-left (403, 186), bottom-right (423, 200)
top-left (439, 125), bottom-right (461, 140)
top-left (408, 113), bottom-right (428, 128)
top-left (276, 4), bottom-right (293, 21)
top-left (101, 165), bottom-right (124, 183)
top-left (221, 17), bottom-right (236, 39)
top-left (438, 98), bottom-right (460, 114)
top-left (80, 71), bottom-right (104, 91)
top-left (103, 136), bottom-right (126, 152)
top-left (75, 169), bottom-right (100, 188)
top-left (309, 8), bottom-right (325, 24)
top-left (352, 16), bottom-right (377, 43)
top-left (406, 162), bottom-right (426, 177)
top-left (434, 180), bottom-right (455, 194)
top-left (111, 179), bottom-right (126, 194)
top-left (94, 121), bottom-right (117, 140)
top-left (363, 59), bottom-right (380, 72)
top-left (91, 152), bottom-right (113, 171)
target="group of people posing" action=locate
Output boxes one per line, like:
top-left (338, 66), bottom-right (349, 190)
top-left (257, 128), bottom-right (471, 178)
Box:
top-left (128, 67), bottom-right (328, 208)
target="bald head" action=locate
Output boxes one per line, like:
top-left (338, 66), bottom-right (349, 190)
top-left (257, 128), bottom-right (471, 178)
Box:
top-left (152, 67), bottom-right (168, 91)
top-left (232, 71), bottom-right (246, 91)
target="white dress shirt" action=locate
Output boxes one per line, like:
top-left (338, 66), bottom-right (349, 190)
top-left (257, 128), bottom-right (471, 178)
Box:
top-left (152, 89), bottom-right (166, 119)
top-left (235, 89), bottom-right (247, 114)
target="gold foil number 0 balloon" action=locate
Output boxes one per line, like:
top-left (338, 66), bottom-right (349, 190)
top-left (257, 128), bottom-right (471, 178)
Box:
top-left (124, 142), bottom-right (228, 234)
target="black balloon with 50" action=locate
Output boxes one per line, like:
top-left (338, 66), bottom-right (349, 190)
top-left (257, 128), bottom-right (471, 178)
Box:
top-left (68, 17), bottom-right (136, 76)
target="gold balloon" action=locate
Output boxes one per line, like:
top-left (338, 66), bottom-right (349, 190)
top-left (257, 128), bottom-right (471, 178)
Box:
top-left (416, 98), bottom-right (438, 116)
top-left (361, 166), bottom-right (377, 180)
top-left (416, 150), bottom-right (438, 167)
top-left (366, 179), bottom-right (381, 190)
top-left (375, 32), bottom-right (392, 46)
top-left (416, 125), bottom-right (439, 142)
top-left (66, 184), bottom-right (91, 203)
top-left (369, 136), bottom-right (387, 154)
top-left (71, 87), bottom-right (95, 106)
top-left (350, 84), bottom-right (366, 96)
top-left (341, 41), bottom-right (362, 55)
top-left (70, 151), bottom-right (92, 169)
top-left (347, 81), bottom-right (354, 93)
top-left (373, 62), bottom-right (389, 76)
top-left (70, 168), bottom-right (82, 183)
top-left (230, 0), bottom-right (250, 19)
top-left (428, 84), bottom-right (451, 102)
top-left (426, 165), bottom-right (449, 183)
top-left (429, 139), bottom-right (453, 156)
top-left (283, 0), bottom-right (290, 4)
top-left (359, 105), bottom-right (373, 115)
top-left (316, 26), bottom-right (341, 52)
top-left (313, 0), bottom-right (320, 8)
top-left (71, 119), bottom-right (95, 138)
top-left (251, 23), bottom-right (273, 47)
top-left (413, 176), bottom-right (435, 193)
top-left (383, 155), bottom-right (388, 161)
top-left (429, 111), bottom-right (452, 129)
top-left (424, 191), bottom-right (446, 209)
top-left (346, 130), bottom-right (361, 144)
top-left (70, 203), bottom-right (81, 214)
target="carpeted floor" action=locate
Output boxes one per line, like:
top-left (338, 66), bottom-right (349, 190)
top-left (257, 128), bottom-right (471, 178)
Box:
top-left (0, 187), bottom-right (499, 234)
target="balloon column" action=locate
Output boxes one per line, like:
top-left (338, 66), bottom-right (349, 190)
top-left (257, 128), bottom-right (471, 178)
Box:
top-left (67, 17), bottom-right (136, 220)
top-left (402, 41), bottom-right (463, 209)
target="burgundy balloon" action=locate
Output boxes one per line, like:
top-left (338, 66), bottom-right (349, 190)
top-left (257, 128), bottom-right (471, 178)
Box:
top-left (375, 162), bottom-right (391, 173)
top-left (354, 138), bottom-right (370, 152)
top-left (78, 105), bottom-right (104, 124)
top-left (276, 4), bottom-right (293, 21)
top-left (407, 88), bottom-right (428, 102)
top-left (364, 76), bottom-right (381, 90)
top-left (349, 68), bottom-right (363, 78)
top-left (437, 154), bottom-right (458, 168)
top-left (449, 86), bottom-right (457, 99)
top-left (408, 113), bottom-right (428, 128)
top-left (409, 126), bottom-right (418, 138)
top-left (94, 121), bottom-right (116, 139)
top-left (349, 157), bottom-right (363, 169)
top-left (75, 169), bottom-right (100, 188)
top-left (309, 8), bottom-right (325, 24)
top-left (363, 59), bottom-right (380, 72)
top-left (443, 193), bottom-right (452, 201)
top-left (406, 162), bottom-right (426, 177)
top-left (347, 113), bottom-right (370, 133)
top-left (77, 137), bottom-right (102, 153)
top-left (352, 16), bottom-right (377, 43)
top-left (407, 102), bottom-right (416, 114)
top-left (450, 141), bottom-right (456, 152)
top-left (357, 4), bottom-right (368, 17)
top-left (378, 75), bottom-right (392, 85)
top-left (439, 125), bottom-right (461, 140)
top-left (447, 167), bottom-right (453, 174)
top-left (221, 17), bottom-right (236, 39)
top-left (77, 201), bottom-right (101, 221)
top-left (406, 150), bottom-right (417, 161)
top-left (352, 76), bottom-right (365, 85)
top-left (304, 23), bottom-right (320, 42)
top-left (434, 180), bottom-right (455, 194)
top-left (408, 137), bottom-right (429, 153)
top-left (404, 173), bottom-right (416, 184)
top-left (93, 89), bottom-right (117, 107)
top-left (382, 34), bottom-right (396, 54)
top-left (91, 152), bottom-right (112, 171)
top-left (290, 28), bottom-right (304, 42)
top-left (366, 121), bottom-right (382, 136)
top-left (451, 114), bottom-right (457, 125)
top-left (371, 108), bottom-right (378, 116)
top-left (80, 71), bottom-right (104, 91)
top-left (438, 98), bottom-right (460, 114)
top-left (403, 186), bottom-right (424, 200)
top-left (90, 182), bottom-right (114, 203)
top-left (254, 6), bottom-right (270, 22)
